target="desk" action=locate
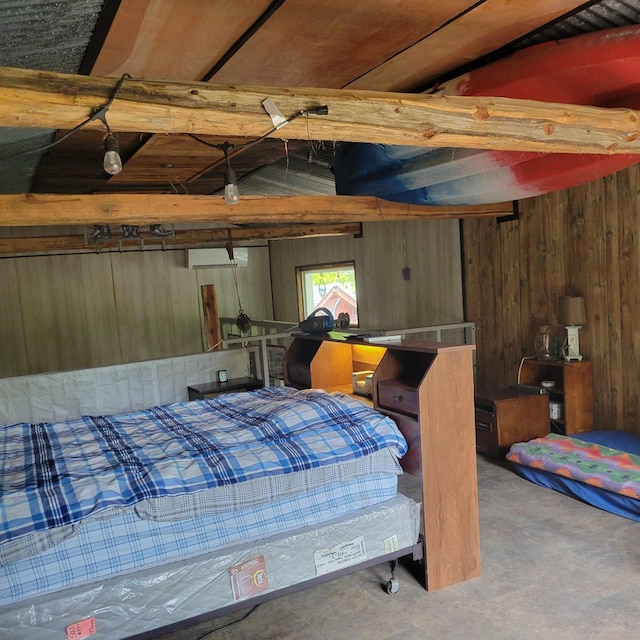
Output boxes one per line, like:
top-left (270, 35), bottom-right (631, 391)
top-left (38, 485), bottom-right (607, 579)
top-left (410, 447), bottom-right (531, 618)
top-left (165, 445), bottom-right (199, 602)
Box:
top-left (187, 377), bottom-right (263, 400)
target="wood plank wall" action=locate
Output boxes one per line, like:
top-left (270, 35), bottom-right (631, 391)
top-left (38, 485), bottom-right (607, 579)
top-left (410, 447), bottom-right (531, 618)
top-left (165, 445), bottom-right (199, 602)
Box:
top-left (0, 247), bottom-right (273, 378)
top-left (269, 219), bottom-right (464, 329)
top-left (463, 163), bottom-right (640, 433)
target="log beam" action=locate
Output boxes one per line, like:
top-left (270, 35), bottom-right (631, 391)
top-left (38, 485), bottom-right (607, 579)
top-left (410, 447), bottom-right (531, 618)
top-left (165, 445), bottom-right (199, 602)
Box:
top-left (0, 194), bottom-right (513, 227)
top-left (0, 66), bottom-right (639, 154)
top-left (0, 223), bottom-right (362, 255)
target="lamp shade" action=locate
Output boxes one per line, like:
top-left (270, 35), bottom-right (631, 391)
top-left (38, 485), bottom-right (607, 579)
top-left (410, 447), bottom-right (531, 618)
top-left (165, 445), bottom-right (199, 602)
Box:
top-left (559, 296), bottom-right (587, 326)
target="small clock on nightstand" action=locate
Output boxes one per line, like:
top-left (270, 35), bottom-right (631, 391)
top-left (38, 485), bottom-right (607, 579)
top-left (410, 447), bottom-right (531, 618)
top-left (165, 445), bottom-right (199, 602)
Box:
top-left (217, 369), bottom-right (228, 383)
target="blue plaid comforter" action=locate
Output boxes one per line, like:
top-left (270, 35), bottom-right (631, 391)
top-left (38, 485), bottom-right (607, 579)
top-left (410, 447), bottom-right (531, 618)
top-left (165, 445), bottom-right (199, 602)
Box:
top-left (1, 387), bottom-right (406, 546)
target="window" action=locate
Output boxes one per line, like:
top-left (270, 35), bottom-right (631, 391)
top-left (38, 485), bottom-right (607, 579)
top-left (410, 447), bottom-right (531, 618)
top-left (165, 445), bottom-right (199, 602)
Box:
top-left (296, 262), bottom-right (358, 326)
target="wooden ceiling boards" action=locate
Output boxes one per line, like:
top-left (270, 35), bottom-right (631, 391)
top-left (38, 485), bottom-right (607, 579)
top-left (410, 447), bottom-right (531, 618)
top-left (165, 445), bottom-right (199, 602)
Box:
top-left (347, 0), bottom-right (594, 91)
top-left (208, 0), bottom-right (480, 88)
top-left (92, 0), bottom-right (274, 81)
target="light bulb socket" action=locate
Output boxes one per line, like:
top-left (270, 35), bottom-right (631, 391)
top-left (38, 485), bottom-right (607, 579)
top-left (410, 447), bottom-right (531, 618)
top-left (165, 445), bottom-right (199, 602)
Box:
top-left (308, 105), bottom-right (329, 116)
top-left (104, 133), bottom-right (119, 154)
top-left (224, 167), bottom-right (237, 187)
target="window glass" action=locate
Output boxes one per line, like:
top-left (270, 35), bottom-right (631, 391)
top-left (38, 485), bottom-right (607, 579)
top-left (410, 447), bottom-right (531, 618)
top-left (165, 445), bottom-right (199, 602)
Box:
top-left (296, 262), bottom-right (358, 326)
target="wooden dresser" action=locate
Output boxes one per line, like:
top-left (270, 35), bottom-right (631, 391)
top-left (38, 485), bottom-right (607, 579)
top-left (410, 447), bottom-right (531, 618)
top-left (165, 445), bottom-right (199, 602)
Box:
top-left (284, 333), bottom-right (481, 591)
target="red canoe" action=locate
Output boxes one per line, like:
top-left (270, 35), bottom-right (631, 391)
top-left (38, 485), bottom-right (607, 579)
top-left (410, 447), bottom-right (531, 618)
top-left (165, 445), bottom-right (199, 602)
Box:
top-left (333, 26), bottom-right (640, 205)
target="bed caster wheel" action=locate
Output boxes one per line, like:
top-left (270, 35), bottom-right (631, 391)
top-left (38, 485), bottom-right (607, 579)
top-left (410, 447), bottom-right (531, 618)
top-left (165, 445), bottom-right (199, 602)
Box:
top-left (386, 578), bottom-right (399, 594)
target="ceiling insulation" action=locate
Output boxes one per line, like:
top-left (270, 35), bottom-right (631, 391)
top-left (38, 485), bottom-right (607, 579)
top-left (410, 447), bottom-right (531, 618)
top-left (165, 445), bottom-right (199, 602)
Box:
top-left (0, 0), bottom-right (105, 193)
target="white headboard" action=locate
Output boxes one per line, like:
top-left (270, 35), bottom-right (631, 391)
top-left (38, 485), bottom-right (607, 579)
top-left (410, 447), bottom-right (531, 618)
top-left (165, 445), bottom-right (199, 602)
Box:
top-left (0, 349), bottom-right (251, 424)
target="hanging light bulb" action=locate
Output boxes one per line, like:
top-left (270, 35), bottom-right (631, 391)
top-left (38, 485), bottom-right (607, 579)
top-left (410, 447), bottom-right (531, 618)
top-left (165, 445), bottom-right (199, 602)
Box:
top-left (103, 133), bottom-right (123, 175)
top-left (221, 143), bottom-right (240, 205)
top-left (224, 168), bottom-right (240, 205)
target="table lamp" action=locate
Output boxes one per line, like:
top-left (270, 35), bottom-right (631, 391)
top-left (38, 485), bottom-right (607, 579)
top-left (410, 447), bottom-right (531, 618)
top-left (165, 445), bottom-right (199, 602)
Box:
top-left (559, 296), bottom-right (587, 361)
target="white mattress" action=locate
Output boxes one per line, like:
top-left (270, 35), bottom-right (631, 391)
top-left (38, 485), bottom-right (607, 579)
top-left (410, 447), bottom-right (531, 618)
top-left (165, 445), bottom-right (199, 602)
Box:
top-left (0, 493), bottom-right (421, 640)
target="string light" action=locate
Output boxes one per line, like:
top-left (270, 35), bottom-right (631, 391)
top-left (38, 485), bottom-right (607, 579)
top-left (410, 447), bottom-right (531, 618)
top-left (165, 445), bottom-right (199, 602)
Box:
top-left (103, 133), bottom-right (123, 175)
top-left (0, 73), bottom-right (131, 177)
top-left (222, 143), bottom-right (240, 205)
top-left (187, 102), bottom-right (329, 203)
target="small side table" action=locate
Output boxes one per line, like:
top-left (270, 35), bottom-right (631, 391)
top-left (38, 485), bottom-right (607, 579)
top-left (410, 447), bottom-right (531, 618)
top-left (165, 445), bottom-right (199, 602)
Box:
top-left (187, 377), bottom-right (263, 400)
top-left (474, 389), bottom-right (550, 456)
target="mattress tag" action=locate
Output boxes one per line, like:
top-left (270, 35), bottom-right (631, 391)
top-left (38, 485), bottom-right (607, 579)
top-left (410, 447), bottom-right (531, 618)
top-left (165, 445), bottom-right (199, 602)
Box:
top-left (314, 536), bottom-right (367, 575)
top-left (66, 618), bottom-right (96, 640)
top-left (229, 555), bottom-right (269, 600)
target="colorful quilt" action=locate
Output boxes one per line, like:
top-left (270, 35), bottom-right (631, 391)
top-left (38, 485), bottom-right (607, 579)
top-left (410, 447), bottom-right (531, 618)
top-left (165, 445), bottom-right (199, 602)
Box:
top-left (1, 387), bottom-right (406, 546)
top-left (506, 433), bottom-right (640, 499)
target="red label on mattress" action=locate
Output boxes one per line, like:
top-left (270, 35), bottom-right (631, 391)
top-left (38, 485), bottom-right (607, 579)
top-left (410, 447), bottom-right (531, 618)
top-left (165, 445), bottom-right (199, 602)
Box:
top-left (66, 618), bottom-right (96, 640)
top-left (229, 555), bottom-right (269, 600)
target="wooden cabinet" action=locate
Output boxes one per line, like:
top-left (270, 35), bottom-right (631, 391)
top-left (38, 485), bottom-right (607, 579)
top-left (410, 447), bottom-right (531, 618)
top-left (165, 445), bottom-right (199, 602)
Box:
top-left (284, 334), bottom-right (481, 591)
top-left (518, 359), bottom-right (593, 434)
top-left (474, 389), bottom-right (550, 456)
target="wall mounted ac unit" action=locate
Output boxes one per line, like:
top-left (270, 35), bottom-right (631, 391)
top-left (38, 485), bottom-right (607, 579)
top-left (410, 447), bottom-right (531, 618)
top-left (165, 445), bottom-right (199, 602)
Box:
top-left (186, 248), bottom-right (249, 269)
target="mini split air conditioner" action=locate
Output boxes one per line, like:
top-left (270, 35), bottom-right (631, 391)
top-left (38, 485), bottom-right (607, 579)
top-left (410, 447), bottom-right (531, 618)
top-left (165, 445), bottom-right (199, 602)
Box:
top-left (186, 248), bottom-right (249, 269)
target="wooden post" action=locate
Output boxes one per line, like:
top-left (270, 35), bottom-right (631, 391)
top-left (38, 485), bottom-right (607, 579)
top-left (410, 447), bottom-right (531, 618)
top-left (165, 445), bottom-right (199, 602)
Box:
top-left (200, 284), bottom-right (222, 351)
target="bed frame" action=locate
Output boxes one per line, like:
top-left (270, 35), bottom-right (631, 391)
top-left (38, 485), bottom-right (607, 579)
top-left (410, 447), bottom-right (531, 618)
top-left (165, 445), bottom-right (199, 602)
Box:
top-left (127, 540), bottom-right (424, 640)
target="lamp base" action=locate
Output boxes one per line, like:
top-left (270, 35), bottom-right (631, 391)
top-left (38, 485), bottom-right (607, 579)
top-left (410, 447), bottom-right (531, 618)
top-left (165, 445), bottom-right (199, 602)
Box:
top-left (563, 325), bottom-right (583, 362)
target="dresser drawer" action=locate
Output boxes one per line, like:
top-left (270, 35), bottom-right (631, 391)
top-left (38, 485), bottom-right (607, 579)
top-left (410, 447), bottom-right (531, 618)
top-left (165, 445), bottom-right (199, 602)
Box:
top-left (377, 380), bottom-right (419, 417)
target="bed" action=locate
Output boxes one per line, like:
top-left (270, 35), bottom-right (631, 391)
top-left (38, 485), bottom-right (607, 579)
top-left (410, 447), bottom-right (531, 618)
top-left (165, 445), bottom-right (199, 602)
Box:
top-left (506, 430), bottom-right (640, 521)
top-left (0, 386), bottom-right (422, 639)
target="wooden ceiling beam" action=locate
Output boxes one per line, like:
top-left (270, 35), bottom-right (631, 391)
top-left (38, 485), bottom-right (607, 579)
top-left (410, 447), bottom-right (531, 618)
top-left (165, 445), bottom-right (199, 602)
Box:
top-left (0, 223), bottom-right (362, 255)
top-left (0, 194), bottom-right (513, 227)
top-left (1, 66), bottom-right (639, 155)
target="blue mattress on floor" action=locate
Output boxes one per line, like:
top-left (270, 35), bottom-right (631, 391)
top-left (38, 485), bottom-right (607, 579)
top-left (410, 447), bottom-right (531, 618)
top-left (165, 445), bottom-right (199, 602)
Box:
top-left (508, 430), bottom-right (640, 521)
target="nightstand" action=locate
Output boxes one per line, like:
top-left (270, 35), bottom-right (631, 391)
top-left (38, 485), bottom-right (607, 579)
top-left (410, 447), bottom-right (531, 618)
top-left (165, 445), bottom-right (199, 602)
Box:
top-left (474, 389), bottom-right (550, 456)
top-left (187, 377), bottom-right (263, 400)
top-left (518, 359), bottom-right (593, 434)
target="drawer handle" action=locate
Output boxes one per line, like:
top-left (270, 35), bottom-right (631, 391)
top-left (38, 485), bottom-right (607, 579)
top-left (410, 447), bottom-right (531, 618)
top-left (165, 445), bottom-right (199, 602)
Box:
top-left (393, 395), bottom-right (403, 403)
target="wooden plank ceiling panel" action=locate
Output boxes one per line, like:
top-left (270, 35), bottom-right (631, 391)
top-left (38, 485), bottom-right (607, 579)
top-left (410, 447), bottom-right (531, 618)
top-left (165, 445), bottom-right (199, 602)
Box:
top-left (92, 0), bottom-right (274, 81)
top-left (108, 134), bottom-right (230, 185)
top-left (106, 134), bottom-right (303, 192)
top-left (92, 0), bottom-right (302, 193)
top-left (347, 0), bottom-right (594, 91)
top-left (209, 0), bottom-right (480, 88)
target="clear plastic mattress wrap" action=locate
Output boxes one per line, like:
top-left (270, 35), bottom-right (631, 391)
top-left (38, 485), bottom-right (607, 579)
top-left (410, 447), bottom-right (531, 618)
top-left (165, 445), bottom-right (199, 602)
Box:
top-left (0, 493), bottom-right (420, 640)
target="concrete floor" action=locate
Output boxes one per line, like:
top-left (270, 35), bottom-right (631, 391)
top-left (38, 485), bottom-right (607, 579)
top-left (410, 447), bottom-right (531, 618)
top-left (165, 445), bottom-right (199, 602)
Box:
top-left (159, 455), bottom-right (639, 640)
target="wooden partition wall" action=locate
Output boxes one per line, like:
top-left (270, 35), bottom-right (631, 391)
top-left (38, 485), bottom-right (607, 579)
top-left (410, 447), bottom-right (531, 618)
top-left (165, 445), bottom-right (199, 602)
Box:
top-left (0, 247), bottom-right (273, 378)
top-left (269, 218), bottom-right (464, 330)
top-left (463, 163), bottom-right (640, 433)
